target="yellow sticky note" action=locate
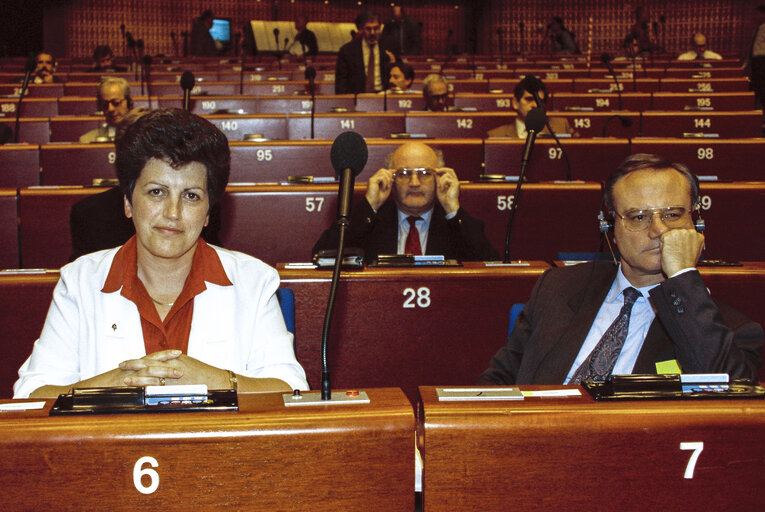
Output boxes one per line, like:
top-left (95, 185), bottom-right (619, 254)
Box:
top-left (656, 359), bottom-right (682, 374)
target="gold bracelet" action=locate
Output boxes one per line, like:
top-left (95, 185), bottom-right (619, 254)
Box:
top-left (228, 370), bottom-right (238, 392)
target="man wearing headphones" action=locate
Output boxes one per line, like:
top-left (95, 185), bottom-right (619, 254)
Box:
top-left (80, 77), bottom-right (133, 143)
top-left (479, 154), bottom-right (762, 385)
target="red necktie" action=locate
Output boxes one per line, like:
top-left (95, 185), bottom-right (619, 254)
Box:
top-left (405, 216), bottom-right (422, 255)
top-left (366, 44), bottom-right (376, 93)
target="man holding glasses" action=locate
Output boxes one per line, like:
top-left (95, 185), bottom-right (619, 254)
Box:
top-left (479, 153), bottom-right (762, 385)
top-left (312, 141), bottom-right (499, 261)
top-left (80, 77), bottom-right (132, 143)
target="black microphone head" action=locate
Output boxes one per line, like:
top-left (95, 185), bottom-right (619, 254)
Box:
top-left (304, 66), bottom-right (316, 80)
top-left (180, 71), bottom-right (196, 90)
top-left (330, 131), bottom-right (368, 179)
top-left (143, 55), bottom-right (152, 66)
top-left (24, 57), bottom-right (36, 73)
top-left (518, 22), bottom-right (525, 29)
top-left (137, 39), bottom-right (144, 49)
top-left (126, 32), bottom-right (135, 47)
top-left (600, 52), bottom-right (612, 64)
top-left (350, 29), bottom-right (357, 39)
top-left (525, 108), bottom-right (547, 133)
top-left (620, 116), bottom-right (633, 128)
top-left (273, 28), bottom-right (280, 36)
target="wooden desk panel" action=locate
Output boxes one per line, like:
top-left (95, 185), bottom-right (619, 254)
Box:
top-left (572, 78), bottom-right (660, 94)
top-left (452, 93), bottom-right (517, 112)
top-left (0, 389), bottom-right (414, 511)
top-left (256, 95), bottom-right (357, 114)
top-left (0, 83), bottom-right (63, 98)
top-left (419, 386), bottom-right (765, 511)
top-left (0, 272), bottom-right (58, 397)
top-left (156, 95), bottom-right (259, 115)
top-left (356, 94), bottom-right (426, 113)
top-left (629, 139), bottom-right (765, 180)
top-left (487, 79), bottom-right (571, 94)
top-left (40, 143), bottom-right (117, 185)
top-left (0, 97), bottom-right (57, 117)
top-left (660, 77), bottom-right (751, 93)
top-left (0, 118), bottom-right (49, 144)
top-left (49, 116), bottom-right (102, 143)
top-left (279, 263), bottom-right (549, 402)
top-left (662, 67), bottom-right (746, 79)
top-left (551, 92), bottom-right (651, 112)
top-left (554, 111), bottom-right (641, 138)
top-left (406, 112), bottom-right (511, 138)
top-left (149, 81), bottom-right (238, 96)
top-left (240, 80), bottom-right (331, 96)
top-left (483, 139), bottom-right (631, 181)
top-left (650, 92), bottom-right (757, 111)
top-left (287, 113), bottom-right (406, 140)
top-left (58, 96), bottom-right (154, 116)
top-left (0, 144), bottom-right (39, 187)
top-left (696, 184), bottom-right (765, 261)
top-left (202, 114), bottom-right (288, 141)
top-left (228, 139), bottom-right (483, 184)
top-left (458, 183), bottom-right (604, 260)
top-left (640, 111), bottom-right (763, 138)
top-left (0, 189), bottom-right (19, 270)
top-left (217, 70), bottom-right (294, 82)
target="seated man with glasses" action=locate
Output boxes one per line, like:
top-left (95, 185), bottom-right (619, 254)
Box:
top-left (479, 153), bottom-right (762, 385)
top-left (80, 77), bottom-right (133, 143)
top-left (312, 141), bottom-right (499, 262)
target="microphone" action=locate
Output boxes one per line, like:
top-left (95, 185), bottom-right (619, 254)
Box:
top-left (14, 57), bottom-right (36, 143)
top-left (273, 28), bottom-right (280, 49)
top-left (143, 55), bottom-right (153, 107)
top-left (601, 52), bottom-right (623, 110)
top-left (284, 37), bottom-right (289, 53)
top-left (126, 31), bottom-right (136, 49)
top-left (601, 114), bottom-right (633, 137)
top-left (120, 24), bottom-right (125, 37)
top-left (180, 71), bottom-right (195, 111)
top-left (321, 132), bottom-right (368, 401)
top-left (305, 66), bottom-right (317, 139)
top-left (504, 108), bottom-right (547, 263)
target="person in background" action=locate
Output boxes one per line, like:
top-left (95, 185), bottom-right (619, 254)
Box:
top-left (288, 15), bottom-right (318, 57)
top-left (16, 108), bottom-right (307, 398)
top-left (190, 9), bottom-right (218, 57)
top-left (312, 141), bottom-right (498, 262)
top-left (32, 51), bottom-right (61, 84)
top-left (487, 76), bottom-right (574, 138)
top-left (388, 62), bottom-right (415, 91)
top-left (547, 17), bottom-right (579, 55)
top-left (335, 11), bottom-right (397, 94)
top-left (677, 33), bottom-right (722, 61)
top-left (422, 74), bottom-right (449, 111)
top-left (79, 77), bottom-right (132, 143)
top-left (90, 45), bottom-right (127, 72)
top-left (381, 6), bottom-right (422, 55)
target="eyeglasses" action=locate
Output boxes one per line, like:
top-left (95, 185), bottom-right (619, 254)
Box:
top-left (393, 168), bottom-right (435, 182)
top-left (615, 206), bottom-right (692, 232)
top-left (100, 98), bottom-right (126, 109)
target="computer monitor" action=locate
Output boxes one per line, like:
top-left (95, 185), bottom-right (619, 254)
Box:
top-left (210, 18), bottom-right (231, 44)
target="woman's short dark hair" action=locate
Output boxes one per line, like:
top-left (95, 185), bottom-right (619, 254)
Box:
top-left (115, 108), bottom-right (230, 206)
top-left (604, 153), bottom-right (700, 212)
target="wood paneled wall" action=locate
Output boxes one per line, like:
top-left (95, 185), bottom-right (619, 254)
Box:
top-left (45, 0), bottom-right (760, 59)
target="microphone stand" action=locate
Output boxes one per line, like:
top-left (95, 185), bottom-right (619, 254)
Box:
top-left (14, 61), bottom-right (34, 143)
top-left (309, 77), bottom-right (316, 139)
top-left (239, 40), bottom-right (246, 95)
top-left (143, 56), bottom-right (152, 109)
top-left (518, 22), bottom-right (525, 59)
top-left (497, 28), bottom-right (504, 67)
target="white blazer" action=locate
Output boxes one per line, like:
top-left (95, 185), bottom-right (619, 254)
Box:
top-left (14, 245), bottom-right (308, 398)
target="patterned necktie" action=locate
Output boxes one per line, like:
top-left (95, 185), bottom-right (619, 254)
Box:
top-left (404, 216), bottom-right (422, 255)
top-left (366, 44), bottom-right (376, 93)
top-left (570, 287), bottom-right (641, 384)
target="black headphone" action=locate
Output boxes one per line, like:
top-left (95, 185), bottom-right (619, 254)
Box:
top-left (597, 204), bottom-right (705, 233)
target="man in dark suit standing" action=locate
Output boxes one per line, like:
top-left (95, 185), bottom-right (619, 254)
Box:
top-left (479, 154), bottom-right (763, 385)
top-left (312, 141), bottom-right (498, 262)
top-left (335, 11), bottom-right (395, 94)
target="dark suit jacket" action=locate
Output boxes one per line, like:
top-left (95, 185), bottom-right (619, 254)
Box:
top-left (478, 263), bottom-right (763, 384)
top-left (69, 187), bottom-right (222, 261)
top-left (312, 198), bottom-right (499, 262)
top-left (486, 116), bottom-right (576, 138)
top-left (335, 38), bottom-right (394, 94)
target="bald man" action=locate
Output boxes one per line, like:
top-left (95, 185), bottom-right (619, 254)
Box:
top-left (312, 141), bottom-right (499, 262)
top-left (677, 33), bottom-right (722, 61)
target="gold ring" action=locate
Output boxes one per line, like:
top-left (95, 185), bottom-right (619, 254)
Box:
top-left (159, 377), bottom-right (166, 386)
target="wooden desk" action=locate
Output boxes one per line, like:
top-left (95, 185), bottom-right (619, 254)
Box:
top-left (0, 144), bottom-right (39, 187)
top-left (405, 111), bottom-right (511, 138)
top-left (40, 143), bottom-right (117, 185)
top-left (640, 111), bottom-right (763, 138)
top-left (278, 262), bottom-right (549, 403)
top-left (0, 189), bottom-right (19, 269)
top-left (650, 92), bottom-right (757, 111)
top-left (0, 388), bottom-right (414, 511)
top-left (418, 385), bottom-right (765, 511)
top-left (697, 183), bottom-right (765, 261)
top-left (659, 77), bottom-right (751, 93)
top-left (0, 97), bottom-right (57, 117)
top-left (0, 83), bottom-right (63, 98)
top-left (287, 112), bottom-right (406, 140)
top-left (0, 271), bottom-right (58, 397)
top-left (0, 117), bottom-right (49, 144)
top-left (551, 92), bottom-right (651, 112)
top-left (629, 139), bottom-right (765, 180)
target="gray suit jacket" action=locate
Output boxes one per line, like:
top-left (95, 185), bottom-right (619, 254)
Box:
top-left (478, 263), bottom-right (763, 384)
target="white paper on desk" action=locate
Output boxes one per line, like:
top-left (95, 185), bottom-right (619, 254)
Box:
top-left (436, 387), bottom-right (523, 401)
top-left (521, 389), bottom-right (581, 397)
top-left (0, 401), bottom-right (46, 411)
